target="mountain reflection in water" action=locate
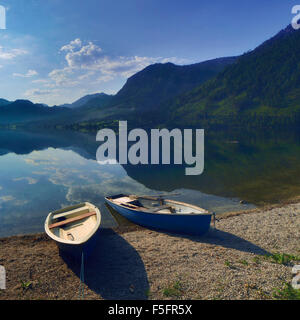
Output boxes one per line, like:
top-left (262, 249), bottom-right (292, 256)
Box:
top-left (0, 128), bottom-right (299, 237)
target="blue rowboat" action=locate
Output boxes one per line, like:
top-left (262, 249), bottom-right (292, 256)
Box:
top-left (45, 202), bottom-right (101, 259)
top-left (105, 194), bottom-right (212, 236)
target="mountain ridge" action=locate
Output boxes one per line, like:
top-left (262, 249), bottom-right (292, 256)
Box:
top-left (158, 24), bottom-right (300, 127)
top-left (59, 93), bottom-right (113, 109)
top-left (108, 56), bottom-right (238, 112)
top-left (2, 24), bottom-right (300, 129)
top-left (0, 99), bottom-right (70, 125)
top-left (0, 98), bottom-right (11, 106)
top-left (31, 56), bottom-right (237, 128)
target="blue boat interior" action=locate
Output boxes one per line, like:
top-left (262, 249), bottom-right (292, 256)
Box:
top-left (107, 194), bottom-right (209, 215)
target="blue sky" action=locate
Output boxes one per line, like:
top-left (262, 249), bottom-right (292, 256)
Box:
top-left (0, 0), bottom-right (297, 105)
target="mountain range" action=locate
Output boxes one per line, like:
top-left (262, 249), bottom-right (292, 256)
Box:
top-left (21, 56), bottom-right (237, 128)
top-left (1, 24), bottom-right (300, 129)
top-left (59, 93), bottom-right (113, 109)
top-left (108, 57), bottom-right (237, 112)
top-left (160, 24), bottom-right (300, 127)
top-left (0, 100), bottom-right (70, 125)
top-left (0, 98), bottom-right (11, 106)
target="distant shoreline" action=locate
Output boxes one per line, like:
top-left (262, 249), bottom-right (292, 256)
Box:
top-left (1, 195), bottom-right (299, 241)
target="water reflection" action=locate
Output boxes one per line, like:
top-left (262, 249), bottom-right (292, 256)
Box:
top-left (0, 128), bottom-right (299, 237)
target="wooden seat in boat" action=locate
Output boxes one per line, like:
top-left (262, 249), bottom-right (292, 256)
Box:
top-left (49, 211), bottom-right (96, 229)
top-left (114, 197), bottom-right (133, 204)
top-left (144, 205), bottom-right (173, 213)
top-left (123, 202), bottom-right (139, 209)
top-left (52, 206), bottom-right (89, 219)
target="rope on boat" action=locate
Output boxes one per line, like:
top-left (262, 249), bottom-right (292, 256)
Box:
top-left (212, 212), bottom-right (219, 229)
top-left (79, 250), bottom-right (85, 300)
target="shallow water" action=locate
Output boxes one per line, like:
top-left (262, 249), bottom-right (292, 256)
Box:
top-left (0, 128), bottom-right (299, 238)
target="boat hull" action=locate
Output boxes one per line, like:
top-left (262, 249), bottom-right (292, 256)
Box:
top-left (44, 202), bottom-right (101, 261)
top-left (57, 228), bottom-right (101, 260)
top-left (106, 199), bottom-right (212, 236)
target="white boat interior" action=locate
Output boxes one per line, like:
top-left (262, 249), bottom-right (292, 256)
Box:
top-left (107, 194), bottom-right (209, 215)
top-left (45, 202), bottom-right (101, 244)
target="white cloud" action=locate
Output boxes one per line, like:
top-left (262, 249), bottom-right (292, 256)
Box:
top-left (63, 41), bottom-right (103, 68)
top-left (13, 69), bottom-right (38, 78)
top-left (0, 196), bottom-right (14, 202)
top-left (45, 39), bottom-right (188, 88)
top-left (25, 88), bottom-right (53, 97)
top-left (13, 177), bottom-right (38, 185)
top-left (94, 55), bottom-right (187, 79)
top-left (96, 73), bottom-right (114, 82)
top-left (0, 47), bottom-right (27, 60)
top-left (60, 38), bottom-right (82, 52)
top-left (48, 67), bottom-right (78, 87)
top-left (24, 38), bottom-right (189, 105)
top-left (58, 39), bottom-right (187, 79)
top-left (32, 79), bottom-right (48, 84)
top-left (77, 70), bottom-right (96, 80)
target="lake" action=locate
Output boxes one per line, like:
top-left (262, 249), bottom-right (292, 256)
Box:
top-left (0, 128), bottom-right (299, 238)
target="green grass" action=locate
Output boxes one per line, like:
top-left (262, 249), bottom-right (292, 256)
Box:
top-left (239, 259), bottom-right (249, 266)
top-left (20, 280), bottom-right (32, 291)
top-left (264, 253), bottom-right (300, 265)
top-left (224, 260), bottom-right (232, 268)
top-left (162, 281), bottom-right (184, 298)
top-left (252, 256), bottom-right (261, 264)
top-left (145, 289), bottom-right (151, 298)
top-left (273, 283), bottom-right (300, 300)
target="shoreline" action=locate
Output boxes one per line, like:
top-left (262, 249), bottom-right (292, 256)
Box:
top-left (2, 194), bottom-right (300, 241)
top-left (0, 199), bottom-right (299, 300)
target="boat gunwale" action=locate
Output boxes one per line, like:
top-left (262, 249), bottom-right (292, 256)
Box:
top-left (44, 202), bottom-right (101, 246)
top-left (105, 196), bottom-right (211, 217)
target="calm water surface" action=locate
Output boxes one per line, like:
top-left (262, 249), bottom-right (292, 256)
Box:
top-left (0, 128), bottom-right (299, 238)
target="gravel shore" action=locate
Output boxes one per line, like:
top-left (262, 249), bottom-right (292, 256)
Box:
top-left (0, 201), bottom-right (299, 300)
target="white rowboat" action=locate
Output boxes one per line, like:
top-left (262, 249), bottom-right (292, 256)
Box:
top-left (45, 202), bottom-right (101, 258)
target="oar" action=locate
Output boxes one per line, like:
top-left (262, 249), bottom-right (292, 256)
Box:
top-left (130, 193), bottom-right (181, 201)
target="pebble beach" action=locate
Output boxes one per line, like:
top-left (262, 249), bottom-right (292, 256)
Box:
top-left (0, 200), bottom-right (299, 300)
